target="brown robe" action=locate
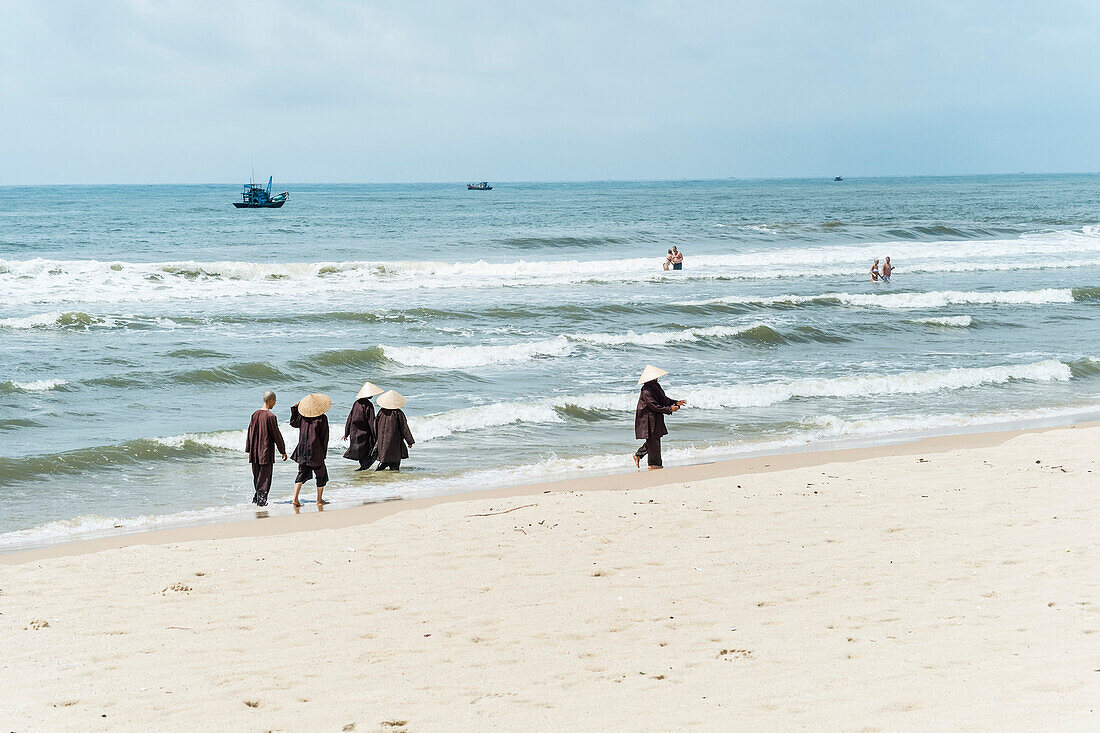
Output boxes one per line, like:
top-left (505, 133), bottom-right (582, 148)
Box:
top-left (342, 398), bottom-right (376, 462)
top-left (245, 409), bottom-right (286, 464)
top-left (289, 404), bottom-right (329, 467)
top-left (375, 408), bottom-right (414, 463)
top-left (635, 380), bottom-right (677, 440)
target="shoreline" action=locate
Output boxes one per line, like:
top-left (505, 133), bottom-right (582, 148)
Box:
top-left (3, 417), bottom-right (1096, 728)
top-left (5, 418), bottom-right (1095, 565)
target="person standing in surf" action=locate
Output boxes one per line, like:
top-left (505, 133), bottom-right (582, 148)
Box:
top-left (881, 257), bottom-right (893, 282)
top-left (633, 365), bottom-right (685, 470)
top-left (870, 259), bottom-right (881, 281)
top-left (671, 246), bottom-right (684, 270)
top-left (343, 381), bottom-right (383, 471)
top-left (374, 390), bottom-right (415, 471)
top-left (290, 393), bottom-right (332, 507)
top-left (245, 390), bottom-right (287, 507)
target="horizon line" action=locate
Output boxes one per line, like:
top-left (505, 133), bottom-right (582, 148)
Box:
top-left (2, 171), bottom-right (1099, 188)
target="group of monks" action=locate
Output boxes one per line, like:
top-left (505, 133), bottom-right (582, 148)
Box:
top-left (244, 365), bottom-right (682, 507)
top-left (244, 382), bottom-right (415, 507)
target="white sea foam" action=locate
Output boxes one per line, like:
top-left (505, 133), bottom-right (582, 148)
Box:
top-left (154, 429), bottom-right (251, 452)
top-left (907, 315), bottom-right (973, 327)
top-left (3, 379), bottom-right (68, 392)
top-left (558, 360), bottom-right (1072, 412)
top-left (567, 324), bottom-right (759, 346)
top-left (0, 310), bottom-right (113, 329)
top-left (379, 324), bottom-right (771, 370)
top-left (0, 504), bottom-right (262, 551)
top-left (381, 337), bottom-right (571, 369)
top-left (4, 225), bottom-right (1100, 306)
top-left (410, 403), bottom-right (564, 442)
top-left (679, 288), bottom-right (1076, 309)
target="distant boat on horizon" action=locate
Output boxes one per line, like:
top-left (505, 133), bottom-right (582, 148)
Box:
top-left (234, 175), bottom-right (289, 208)
top-left (467, 181), bottom-right (493, 191)
top-left (834, 176), bottom-right (844, 181)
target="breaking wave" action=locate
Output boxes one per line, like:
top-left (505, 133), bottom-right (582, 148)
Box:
top-left (680, 288), bottom-right (1082, 310)
top-left (380, 338), bottom-right (571, 370)
top-left (377, 324), bottom-right (801, 370)
top-left (0, 435), bottom-right (232, 485)
top-left (567, 323), bottom-right (789, 346)
top-left (5, 227), bottom-right (1100, 305)
top-left (906, 315), bottom-right (974, 327)
top-left (0, 378), bottom-right (69, 393)
top-left (0, 311), bottom-right (111, 330)
top-left (410, 403), bottom-right (565, 442)
top-left (553, 359), bottom-right (1073, 413)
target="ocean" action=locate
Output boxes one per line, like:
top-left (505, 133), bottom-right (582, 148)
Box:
top-left (1, 175), bottom-right (1098, 549)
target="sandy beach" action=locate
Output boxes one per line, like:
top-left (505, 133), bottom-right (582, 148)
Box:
top-left (2, 423), bottom-right (1097, 731)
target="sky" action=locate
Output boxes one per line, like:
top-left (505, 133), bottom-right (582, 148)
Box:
top-left (1, 0), bottom-right (1099, 184)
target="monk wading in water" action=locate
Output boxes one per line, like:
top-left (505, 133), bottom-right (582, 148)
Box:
top-left (343, 381), bottom-right (383, 471)
top-left (633, 365), bottom-right (686, 470)
top-left (290, 393), bottom-right (332, 507)
top-left (374, 390), bottom-right (415, 471)
top-left (245, 390), bottom-right (287, 506)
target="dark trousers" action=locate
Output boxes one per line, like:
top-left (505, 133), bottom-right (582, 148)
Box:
top-left (358, 457), bottom-right (376, 470)
top-left (252, 463), bottom-right (273, 506)
top-left (295, 462), bottom-right (329, 487)
top-left (376, 461), bottom-right (401, 471)
top-left (635, 437), bottom-right (662, 467)
top-left (672, 262), bottom-right (682, 270)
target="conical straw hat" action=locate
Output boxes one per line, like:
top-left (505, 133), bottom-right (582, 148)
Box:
top-left (298, 393), bottom-right (332, 418)
top-left (356, 381), bottom-right (384, 400)
top-left (637, 365), bottom-right (668, 385)
top-left (376, 390), bottom-right (407, 410)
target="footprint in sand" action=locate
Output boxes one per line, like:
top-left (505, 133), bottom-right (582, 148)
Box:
top-left (161, 582), bottom-right (192, 595)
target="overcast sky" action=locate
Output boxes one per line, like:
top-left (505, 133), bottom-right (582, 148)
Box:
top-left (2, 1), bottom-right (1098, 183)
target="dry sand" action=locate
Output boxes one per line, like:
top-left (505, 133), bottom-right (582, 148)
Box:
top-left (1, 424), bottom-right (1097, 731)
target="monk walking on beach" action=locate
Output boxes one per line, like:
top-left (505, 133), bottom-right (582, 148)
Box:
top-left (343, 381), bottom-right (383, 471)
top-left (374, 390), bottom-right (415, 471)
top-left (633, 365), bottom-right (685, 470)
top-left (290, 393), bottom-right (332, 507)
top-left (245, 390), bottom-right (287, 506)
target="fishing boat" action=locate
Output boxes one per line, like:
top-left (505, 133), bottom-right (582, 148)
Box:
top-left (467, 182), bottom-right (493, 190)
top-left (834, 176), bottom-right (844, 181)
top-left (234, 176), bottom-right (289, 208)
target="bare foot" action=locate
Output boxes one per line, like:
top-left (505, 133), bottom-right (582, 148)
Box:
top-left (292, 501), bottom-right (301, 507)
top-left (632, 454), bottom-right (640, 468)
top-left (317, 499), bottom-right (329, 505)
top-left (648, 466), bottom-right (663, 471)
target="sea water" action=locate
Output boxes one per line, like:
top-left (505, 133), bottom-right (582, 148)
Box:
top-left (1, 176), bottom-right (1098, 549)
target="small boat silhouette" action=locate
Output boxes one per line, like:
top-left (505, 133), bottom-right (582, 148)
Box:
top-left (834, 176), bottom-right (844, 182)
top-left (467, 182), bottom-right (493, 191)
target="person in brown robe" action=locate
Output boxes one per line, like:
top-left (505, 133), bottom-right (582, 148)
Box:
top-left (290, 396), bottom-right (331, 506)
top-left (245, 390), bottom-right (287, 506)
top-left (374, 390), bottom-right (414, 471)
top-left (633, 367), bottom-right (685, 470)
top-left (343, 384), bottom-right (380, 471)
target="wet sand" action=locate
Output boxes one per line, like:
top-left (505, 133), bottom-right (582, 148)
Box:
top-left (1, 423), bottom-right (1097, 730)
